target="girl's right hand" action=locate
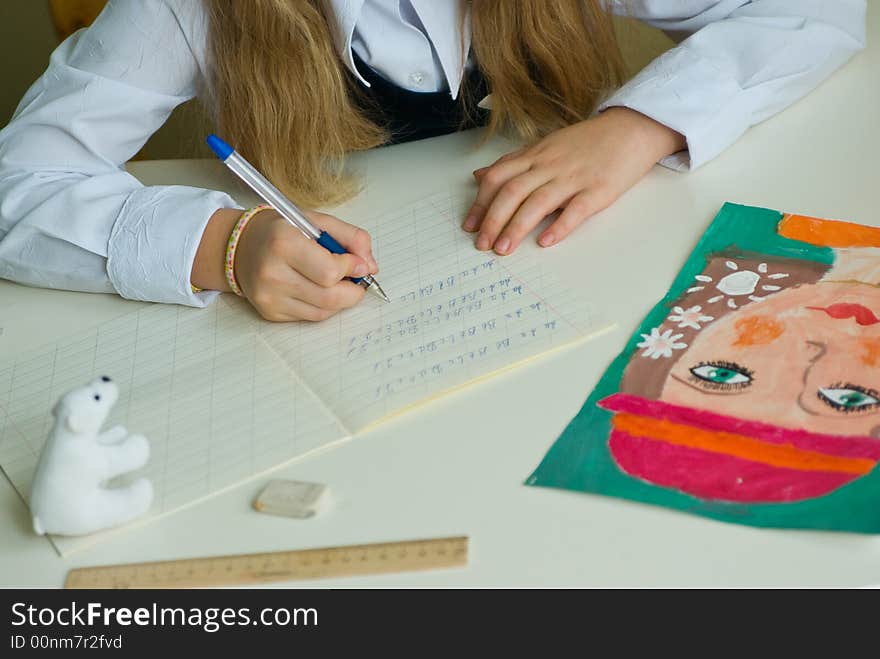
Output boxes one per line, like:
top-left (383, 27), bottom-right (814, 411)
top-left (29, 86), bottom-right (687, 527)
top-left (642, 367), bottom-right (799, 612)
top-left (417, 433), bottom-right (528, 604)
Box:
top-left (192, 207), bottom-right (378, 322)
top-left (236, 208), bottom-right (379, 322)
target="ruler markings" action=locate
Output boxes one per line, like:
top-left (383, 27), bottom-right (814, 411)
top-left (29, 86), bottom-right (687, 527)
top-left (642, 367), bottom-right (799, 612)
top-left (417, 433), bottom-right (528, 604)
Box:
top-left (64, 536), bottom-right (468, 588)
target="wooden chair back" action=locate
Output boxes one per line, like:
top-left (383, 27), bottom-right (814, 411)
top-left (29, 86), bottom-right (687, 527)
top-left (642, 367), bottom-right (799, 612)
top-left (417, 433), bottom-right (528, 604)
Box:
top-left (48, 0), bottom-right (108, 41)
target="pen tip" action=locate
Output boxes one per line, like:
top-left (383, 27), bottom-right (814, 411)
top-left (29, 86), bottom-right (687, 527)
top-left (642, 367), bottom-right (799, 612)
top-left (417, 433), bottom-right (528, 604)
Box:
top-left (369, 280), bottom-right (390, 303)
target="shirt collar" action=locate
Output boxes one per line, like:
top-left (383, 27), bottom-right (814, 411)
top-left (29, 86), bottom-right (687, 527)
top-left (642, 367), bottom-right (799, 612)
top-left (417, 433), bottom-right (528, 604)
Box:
top-left (325, 0), bottom-right (367, 87)
top-left (324, 0), bottom-right (471, 99)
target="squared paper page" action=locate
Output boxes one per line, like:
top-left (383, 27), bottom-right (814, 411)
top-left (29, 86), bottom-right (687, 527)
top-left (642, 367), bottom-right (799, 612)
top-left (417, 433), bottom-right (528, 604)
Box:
top-left (0, 302), bottom-right (346, 555)
top-left (254, 191), bottom-right (613, 432)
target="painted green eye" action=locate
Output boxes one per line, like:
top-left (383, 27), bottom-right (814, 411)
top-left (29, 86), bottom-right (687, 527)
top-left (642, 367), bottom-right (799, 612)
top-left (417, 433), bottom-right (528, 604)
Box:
top-left (818, 386), bottom-right (880, 412)
top-left (690, 363), bottom-right (752, 386)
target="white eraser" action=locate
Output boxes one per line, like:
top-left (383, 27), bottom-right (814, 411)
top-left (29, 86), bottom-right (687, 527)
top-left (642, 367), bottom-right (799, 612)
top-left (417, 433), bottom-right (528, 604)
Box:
top-left (253, 479), bottom-right (331, 519)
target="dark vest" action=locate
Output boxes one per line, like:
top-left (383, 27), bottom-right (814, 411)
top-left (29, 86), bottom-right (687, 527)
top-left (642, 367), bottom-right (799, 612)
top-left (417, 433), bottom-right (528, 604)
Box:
top-left (350, 50), bottom-right (489, 145)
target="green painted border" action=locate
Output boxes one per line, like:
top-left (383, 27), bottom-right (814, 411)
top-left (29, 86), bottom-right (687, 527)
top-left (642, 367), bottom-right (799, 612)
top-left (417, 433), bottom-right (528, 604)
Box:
top-left (526, 202), bottom-right (880, 533)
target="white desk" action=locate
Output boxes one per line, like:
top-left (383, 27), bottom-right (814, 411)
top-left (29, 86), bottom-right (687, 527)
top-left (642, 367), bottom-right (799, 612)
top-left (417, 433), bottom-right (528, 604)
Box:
top-left (2, 9), bottom-right (879, 586)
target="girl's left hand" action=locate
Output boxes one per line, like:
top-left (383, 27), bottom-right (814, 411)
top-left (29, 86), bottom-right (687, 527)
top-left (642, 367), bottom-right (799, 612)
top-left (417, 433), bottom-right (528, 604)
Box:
top-left (463, 107), bottom-right (686, 255)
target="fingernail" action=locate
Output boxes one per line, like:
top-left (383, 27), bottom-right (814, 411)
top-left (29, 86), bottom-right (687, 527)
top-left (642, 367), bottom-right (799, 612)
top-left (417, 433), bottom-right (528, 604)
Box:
top-left (353, 263), bottom-right (368, 277)
top-left (540, 233), bottom-right (555, 247)
top-left (495, 237), bottom-right (510, 254)
top-left (476, 235), bottom-right (490, 251)
top-left (463, 215), bottom-right (478, 231)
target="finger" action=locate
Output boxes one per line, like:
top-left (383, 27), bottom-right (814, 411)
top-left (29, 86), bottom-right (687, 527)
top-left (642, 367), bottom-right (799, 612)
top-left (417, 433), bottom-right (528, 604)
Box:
top-left (290, 271), bottom-right (367, 311)
top-left (248, 264), bottom-right (365, 320)
top-left (307, 211), bottom-right (378, 273)
top-left (463, 156), bottom-right (531, 232)
top-left (538, 191), bottom-right (609, 247)
top-left (262, 297), bottom-right (336, 323)
top-left (285, 230), bottom-right (370, 287)
top-left (476, 170), bottom-right (551, 252)
top-left (488, 148), bottom-right (527, 168)
top-left (471, 148), bottom-right (526, 182)
top-left (493, 183), bottom-right (572, 255)
top-left (248, 271), bottom-right (335, 322)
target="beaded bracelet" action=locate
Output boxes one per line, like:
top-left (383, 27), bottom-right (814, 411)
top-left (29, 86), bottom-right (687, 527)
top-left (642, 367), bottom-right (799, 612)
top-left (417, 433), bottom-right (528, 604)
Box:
top-left (225, 204), bottom-right (272, 296)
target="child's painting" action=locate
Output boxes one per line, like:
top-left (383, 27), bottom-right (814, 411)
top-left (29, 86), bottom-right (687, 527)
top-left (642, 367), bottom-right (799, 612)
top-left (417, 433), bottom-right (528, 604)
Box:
top-left (527, 203), bottom-right (880, 532)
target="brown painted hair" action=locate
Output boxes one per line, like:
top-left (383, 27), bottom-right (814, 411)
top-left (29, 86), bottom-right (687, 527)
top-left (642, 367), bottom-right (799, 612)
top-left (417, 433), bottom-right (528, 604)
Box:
top-left (204, 1), bottom-right (625, 207)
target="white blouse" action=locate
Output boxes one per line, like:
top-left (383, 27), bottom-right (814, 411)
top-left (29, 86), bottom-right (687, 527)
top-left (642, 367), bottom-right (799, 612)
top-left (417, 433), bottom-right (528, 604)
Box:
top-left (0, 0), bottom-right (866, 307)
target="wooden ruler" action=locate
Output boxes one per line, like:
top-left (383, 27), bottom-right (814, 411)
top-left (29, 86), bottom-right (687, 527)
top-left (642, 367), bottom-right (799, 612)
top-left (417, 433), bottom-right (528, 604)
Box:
top-left (64, 536), bottom-right (468, 589)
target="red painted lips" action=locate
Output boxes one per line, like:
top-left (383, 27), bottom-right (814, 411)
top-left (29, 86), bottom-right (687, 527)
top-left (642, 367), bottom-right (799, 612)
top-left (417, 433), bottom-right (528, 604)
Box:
top-left (807, 303), bottom-right (880, 326)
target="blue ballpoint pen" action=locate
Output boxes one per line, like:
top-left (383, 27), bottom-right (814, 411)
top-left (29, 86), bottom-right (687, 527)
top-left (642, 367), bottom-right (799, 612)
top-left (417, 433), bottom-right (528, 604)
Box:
top-left (206, 134), bottom-right (390, 303)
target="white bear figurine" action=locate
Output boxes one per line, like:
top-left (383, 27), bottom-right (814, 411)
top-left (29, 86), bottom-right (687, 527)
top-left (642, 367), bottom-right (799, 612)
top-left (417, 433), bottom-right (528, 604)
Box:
top-left (29, 376), bottom-right (153, 536)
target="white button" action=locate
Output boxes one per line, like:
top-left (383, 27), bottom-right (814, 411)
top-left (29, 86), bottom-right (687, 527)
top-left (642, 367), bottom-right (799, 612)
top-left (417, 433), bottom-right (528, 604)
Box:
top-left (409, 71), bottom-right (428, 87)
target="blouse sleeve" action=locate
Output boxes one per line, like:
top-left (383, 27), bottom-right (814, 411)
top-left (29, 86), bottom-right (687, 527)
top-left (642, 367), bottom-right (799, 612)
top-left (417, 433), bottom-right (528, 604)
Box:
top-left (602, 0), bottom-right (867, 171)
top-left (0, 0), bottom-right (238, 306)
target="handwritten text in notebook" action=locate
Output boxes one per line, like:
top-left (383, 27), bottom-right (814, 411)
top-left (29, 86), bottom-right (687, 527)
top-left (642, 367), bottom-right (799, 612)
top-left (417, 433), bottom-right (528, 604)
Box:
top-left (254, 191), bottom-right (610, 430)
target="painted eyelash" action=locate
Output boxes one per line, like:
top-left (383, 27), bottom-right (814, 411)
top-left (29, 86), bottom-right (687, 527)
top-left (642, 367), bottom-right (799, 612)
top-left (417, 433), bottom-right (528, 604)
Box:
top-left (818, 381), bottom-right (880, 414)
top-left (687, 360), bottom-right (754, 392)
top-left (826, 381), bottom-right (880, 398)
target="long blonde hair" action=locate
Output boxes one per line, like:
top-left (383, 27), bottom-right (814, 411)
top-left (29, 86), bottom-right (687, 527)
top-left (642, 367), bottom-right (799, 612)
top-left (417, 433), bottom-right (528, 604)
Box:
top-left (205, 1), bottom-right (624, 208)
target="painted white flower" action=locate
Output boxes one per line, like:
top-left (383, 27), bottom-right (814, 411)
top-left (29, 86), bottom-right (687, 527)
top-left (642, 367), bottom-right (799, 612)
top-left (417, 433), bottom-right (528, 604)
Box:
top-left (636, 327), bottom-right (688, 360)
top-left (667, 305), bottom-right (714, 330)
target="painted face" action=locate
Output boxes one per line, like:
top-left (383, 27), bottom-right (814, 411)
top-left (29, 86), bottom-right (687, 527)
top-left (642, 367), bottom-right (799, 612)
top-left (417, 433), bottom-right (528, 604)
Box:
top-left (662, 282), bottom-right (880, 437)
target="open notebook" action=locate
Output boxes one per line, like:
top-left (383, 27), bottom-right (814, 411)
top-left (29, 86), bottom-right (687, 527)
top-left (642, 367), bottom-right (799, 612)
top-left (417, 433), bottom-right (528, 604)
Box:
top-left (0, 191), bottom-right (612, 554)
